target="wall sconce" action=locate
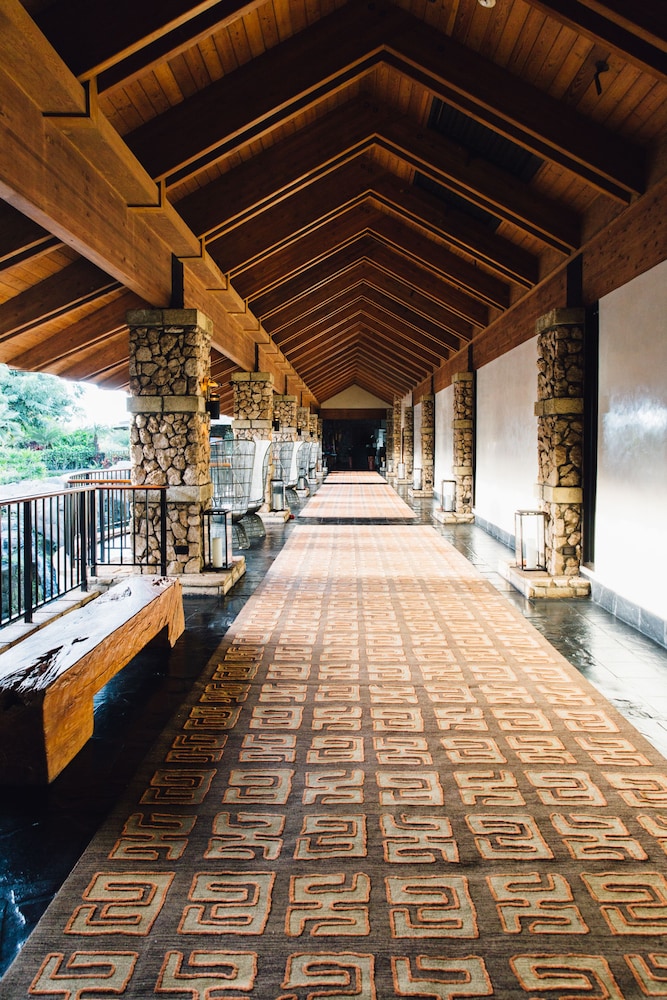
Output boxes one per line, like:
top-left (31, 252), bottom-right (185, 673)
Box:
top-left (201, 376), bottom-right (220, 419)
top-left (515, 509), bottom-right (547, 571)
top-left (441, 479), bottom-right (457, 512)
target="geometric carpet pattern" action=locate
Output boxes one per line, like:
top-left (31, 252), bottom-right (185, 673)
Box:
top-left (298, 472), bottom-right (416, 521)
top-left (3, 484), bottom-right (667, 997)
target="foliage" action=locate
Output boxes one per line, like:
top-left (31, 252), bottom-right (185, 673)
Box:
top-left (0, 364), bottom-right (83, 445)
top-left (0, 368), bottom-right (130, 483)
top-left (0, 446), bottom-right (48, 485)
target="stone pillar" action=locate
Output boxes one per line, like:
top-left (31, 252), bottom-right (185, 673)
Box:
top-left (402, 406), bottom-right (414, 481)
top-left (453, 371), bottom-right (474, 515)
top-left (392, 398), bottom-right (402, 476)
top-left (297, 406), bottom-right (311, 440)
top-left (420, 395), bottom-right (435, 494)
top-left (535, 309), bottom-right (585, 578)
top-left (231, 372), bottom-right (274, 440)
top-left (273, 395), bottom-right (298, 441)
top-left (127, 309), bottom-right (213, 574)
top-left (385, 407), bottom-right (394, 474)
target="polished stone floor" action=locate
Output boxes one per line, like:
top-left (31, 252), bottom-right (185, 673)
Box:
top-left (1, 483), bottom-right (667, 979)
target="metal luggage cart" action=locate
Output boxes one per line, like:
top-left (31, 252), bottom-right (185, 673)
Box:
top-left (210, 438), bottom-right (256, 522)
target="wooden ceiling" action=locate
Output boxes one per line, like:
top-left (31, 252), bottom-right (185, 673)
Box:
top-left (1, 0), bottom-right (665, 414)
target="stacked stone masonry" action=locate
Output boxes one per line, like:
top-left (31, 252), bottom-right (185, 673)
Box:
top-left (420, 395), bottom-right (435, 492)
top-left (128, 310), bottom-right (213, 575)
top-left (385, 408), bottom-right (394, 473)
top-left (392, 398), bottom-right (402, 474)
top-left (453, 372), bottom-right (474, 514)
top-left (273, 396), bottom-right (298, 442)
top-left (535, 310), bottom-right (585, 579)
top-left (232, 372), bottom-right (274, 440)
top-left (402, 406), bottom-right (414, 479)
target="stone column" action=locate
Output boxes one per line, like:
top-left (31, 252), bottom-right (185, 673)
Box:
top-left (453, 371), bottom-right (474, 515)
top-left (127, 309), bottom-right (213, 574)
top-left (420, 395), bottom-right (435, 494)
top-left (231, 372), bottom-right (274, 440)
top-left (273, 395), bottom-right (298, 441)
top-left (392, 398), bottom-right (402, 476)
top-left (535, 309), bottom-right (585, 578)
top-left (297, 406), bottom-right (311, 440)
top-left (402, 405), bottom-right (414, 481)
top-left (385, 407), bottom-right (394, 474)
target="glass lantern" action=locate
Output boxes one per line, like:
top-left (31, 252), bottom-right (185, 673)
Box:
top-left (441, 479), bottom-right (457, 512)
top-left (203, 508), bottom-right (233, 570)
top-left (515, 509), bottom-right (547, 571)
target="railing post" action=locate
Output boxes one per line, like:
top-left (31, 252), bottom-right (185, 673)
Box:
top-left (79, 489), bottom-right (88, 592)
top-left (160, 489), bottom-right (168, 576)
top-left (23, 502), bottom-right (33, 623)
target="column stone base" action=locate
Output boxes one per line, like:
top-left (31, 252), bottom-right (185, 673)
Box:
top-left (499, 561), bottom-right (591, 599)
top-left (433, 509), bottom-right (475, 525)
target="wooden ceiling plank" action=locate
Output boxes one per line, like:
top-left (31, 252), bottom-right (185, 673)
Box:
top-left (178, 95), bottom-right (579, 252)
top-left (6, 291), bottom-right (142, 371)
top-left (36, 1), bottom-right (257, 81)
top-left (208, 157), bottom-right (538, 286)
top-left (524, 0), bottom-right (667, 79)
top-left (573, 0), bottom-right (667, 54)
top-left (390, 13), bottom-right (646, 199)
top-left (232, 203), bottom-right (509, 311)
top-left (176, 99), bottom-right (379, 237)
top-left (278, 298), bottom-right (449, 370)
top-left (0, 260), bottom-right (119, 342)
top-left (370, 181), bottom-right (539, 285)
top-left (377, 112), bottom-right (580, 252)
top-left (123, 0), bottom-right (644, 201)
top-left (0, 205), bottom-right (62, 271)
top-left (97, 4), bottom-right (266, 92)
top-left (125, 2), bottom-right (402, 180)
top-left (265, 268), bottom-right (465, 349)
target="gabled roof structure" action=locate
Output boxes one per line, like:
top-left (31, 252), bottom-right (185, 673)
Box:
top-left (1, 0), bottom-right (665, 413)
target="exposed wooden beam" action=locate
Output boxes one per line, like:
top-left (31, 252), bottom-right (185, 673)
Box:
top-left (126, 0), bottom-right (644, 199)
top-left (231, 204), bottom-right (509, 310)
top-left (0, 260), bottom-right (119, 344)
top-left (264, 266), bottom-right (466, 348)
top-left (249, 234), bottom-right (489, 328)
top-left (0, 204), bottom-right (61, 269)
top-left (35, 0), bottom-right (251, 80)
top-left (7, 291), bottom-right (143, 371)
top-left (177, 98), bottom-right (579, 253)
top-left (524, 0), bottom-right (667, 79)
top-left (207, 158), bottom-right (538, 286)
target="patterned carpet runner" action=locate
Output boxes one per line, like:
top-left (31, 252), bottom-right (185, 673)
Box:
top-left (298, 473), bottom-right (416, 521)
top-left (4, 480), bottom-right (667, 998)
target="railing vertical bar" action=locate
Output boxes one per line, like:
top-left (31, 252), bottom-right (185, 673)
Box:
top-left (160, 488), bottom-right (167, 576)
top-left (23, 502), bottom-right (33, 623)
top-left (79, 489), bottom-right (88, 592)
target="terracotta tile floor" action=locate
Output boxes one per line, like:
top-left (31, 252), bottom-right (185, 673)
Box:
top-left (1, 479), bottom-right (666, 980)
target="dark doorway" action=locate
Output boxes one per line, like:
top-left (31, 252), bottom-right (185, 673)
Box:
top-left (323, 418), bottom-right (385, 471)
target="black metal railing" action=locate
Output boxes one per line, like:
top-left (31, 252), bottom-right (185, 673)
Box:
top-left (0, 483), bottom-right (168, 627)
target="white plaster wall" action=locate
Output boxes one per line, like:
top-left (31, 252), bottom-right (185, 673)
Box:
top-left (434, 385), bottom-right (454, 502)
top-left (594, 259), bottom-right (667, 620)
top-left (413, 402), bottom-right (422, 471)
top-left (475, 338), bottom-right (539, 536)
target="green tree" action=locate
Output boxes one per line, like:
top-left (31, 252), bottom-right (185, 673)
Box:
top-left (0, 365), bottom-right (83, 444)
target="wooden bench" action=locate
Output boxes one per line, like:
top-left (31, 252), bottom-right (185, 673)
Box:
top-left (0, 576), bottom-right (185, 784)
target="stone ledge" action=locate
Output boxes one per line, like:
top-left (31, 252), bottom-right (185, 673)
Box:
top-left (433, 509), bottom-right (475, 524)
top-left (534, 397), bottom-right (584, 417)
top-left (499, 560), bottom-right (591, 599)
top-left (537, 484), bottom-right (583, 503)
top-left (536, 307), bottom-right (585, 333)
top-left (259, 509), bottom-right (292, 523)
top-left (127, 396), bottom-right (206, 414)
top-left (126, 308), bottom-right (213, 334)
